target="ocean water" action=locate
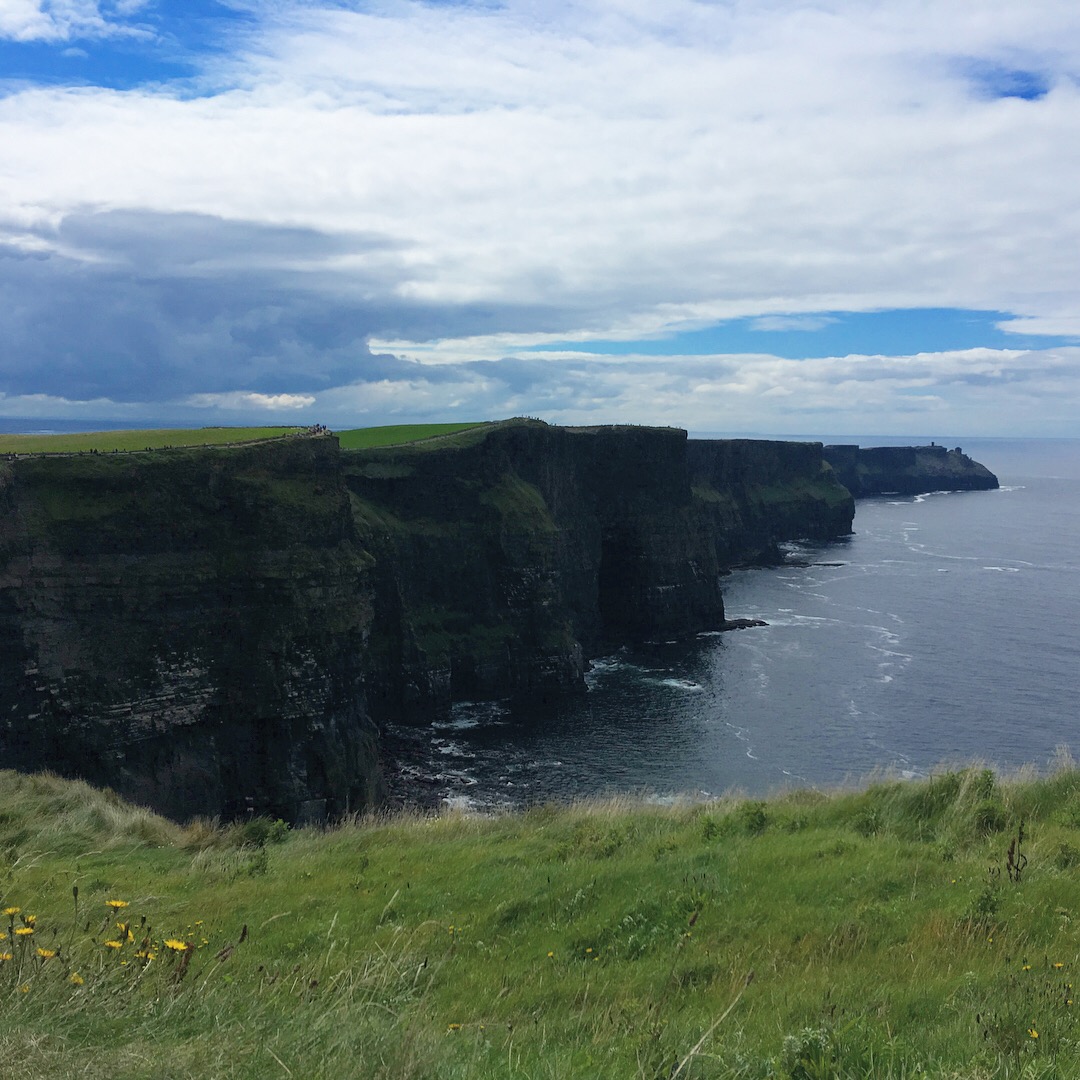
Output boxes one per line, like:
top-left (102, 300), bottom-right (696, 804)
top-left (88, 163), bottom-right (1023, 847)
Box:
top-left (384, 437), bottom-right (1080, 809)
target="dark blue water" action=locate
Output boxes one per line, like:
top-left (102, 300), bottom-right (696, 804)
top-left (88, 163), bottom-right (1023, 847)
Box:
top-left (385, 438), bottom-right (1080, 809)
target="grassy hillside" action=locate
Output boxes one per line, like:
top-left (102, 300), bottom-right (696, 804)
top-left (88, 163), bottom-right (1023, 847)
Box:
top-left (336, 422), bottom-right (488, 450)
top-left (3, 767), bottom-right (1080, 1078)
top-left (0, 427), bottom-right (300, 454)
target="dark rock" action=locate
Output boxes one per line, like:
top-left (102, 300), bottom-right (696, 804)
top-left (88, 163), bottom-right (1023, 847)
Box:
top-left (823, 444), bottom-right (999, 497)
top-left (717, 618), bottom-right (768, 631)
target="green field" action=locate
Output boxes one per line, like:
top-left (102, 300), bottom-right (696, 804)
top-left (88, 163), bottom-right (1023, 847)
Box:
top-left (0, 423), bottom-right (489, 456)
top-left (0, 427), bottom-right (301, 455)
top-left (336, 422), bottom-right (488, 450)
top-left (4, 766), bottom-right (1080, 1078)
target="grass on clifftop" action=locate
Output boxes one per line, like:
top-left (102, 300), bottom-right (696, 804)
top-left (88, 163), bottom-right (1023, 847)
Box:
top-left (336, 423), bottom-right (488, 450)
top-left (0, 427), bottom-right (301, 455)
top-left (4, 766), bottom-right (1080, 1078)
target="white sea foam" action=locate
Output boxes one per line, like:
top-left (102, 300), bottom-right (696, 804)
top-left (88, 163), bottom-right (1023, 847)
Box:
top-left (652, 677), bottom-right (705, 692)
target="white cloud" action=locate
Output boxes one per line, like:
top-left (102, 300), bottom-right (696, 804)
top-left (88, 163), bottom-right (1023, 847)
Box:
top-left (751, 315), bottom-right (840, 333)
top-left (187, 391), bottom-right (317, 411)
top-left (997, 316), bottom-right (1080, 338)
top-left (3, 1), bottom-right (1080, 433)
top-left (0, 0), bottom-right (147, 42)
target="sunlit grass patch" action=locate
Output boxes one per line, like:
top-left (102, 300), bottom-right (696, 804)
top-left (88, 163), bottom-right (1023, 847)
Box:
top-left (0, 427), bottom-right (300, 455)
top-left (336, 422), bottom-right (488, 450)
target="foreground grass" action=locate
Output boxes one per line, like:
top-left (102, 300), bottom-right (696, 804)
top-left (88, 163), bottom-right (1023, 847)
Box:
top-left (0, 427), bottom-right (300, 455)
top-left (3, 768), bottom-right (1080, 1078)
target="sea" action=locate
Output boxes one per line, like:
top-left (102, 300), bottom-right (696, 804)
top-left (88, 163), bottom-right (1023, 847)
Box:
top-left (383, 435), bottom-right (1080, 810)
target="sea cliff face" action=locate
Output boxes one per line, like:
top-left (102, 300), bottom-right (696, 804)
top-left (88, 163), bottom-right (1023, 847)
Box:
top-left (0, 439), bottom-right (382, 824)
top-left (0, 421), bottom-right (857, 821)
top-left (822, 444), bottom-right (999, 497)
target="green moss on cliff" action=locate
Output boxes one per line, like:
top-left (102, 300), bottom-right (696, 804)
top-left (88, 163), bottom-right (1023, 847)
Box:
top-left (479, 474), bottom-right (556, 533)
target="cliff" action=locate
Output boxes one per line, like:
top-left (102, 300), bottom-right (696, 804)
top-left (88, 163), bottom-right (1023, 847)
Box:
top-left (0, 421), bottom-right (855, 821)
top-left (0, 439), bottom-right (382, 824)
top-left (822, 443), bottom-right (999, 497)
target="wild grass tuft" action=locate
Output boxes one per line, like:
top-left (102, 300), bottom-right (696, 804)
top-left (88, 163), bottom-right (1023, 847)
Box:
top-left (3, 766), bottom-right (1080, 1077)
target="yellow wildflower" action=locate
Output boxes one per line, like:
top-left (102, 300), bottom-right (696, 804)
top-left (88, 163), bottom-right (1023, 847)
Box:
top-left (69, 972), bottom-right (85, 986)
top-left (3, 906), bottom-right (20, 917)
top-left (447, 1023), bottom-right (462, 1032)
top-left (104, 940), bottom-right (123, 950)
top-left (547, 951), bottom-right (554, 958)
top-left (22, 915), bottom-right (36, 927)
top-left (585, 947), bottom-right (593, 953)
top-left (35, 948), bottom-right (56, 959)
top-left (1029, 1028), bottom-right (1039, 1039)
top-left (19, 985), bottom-right (28, 994)
top-left (14, 927), bottom-right (33, 937)
top-left (164, 939), bottom-right (189, 952)
top-left (105, 900), bottom-right (129, 909)
top-left (1054, 962), bottom-right (1065, 969)
top-left (1023, 964), bottom-right (1032, 971)
top-left (0, 953), bottom-right (12, 962)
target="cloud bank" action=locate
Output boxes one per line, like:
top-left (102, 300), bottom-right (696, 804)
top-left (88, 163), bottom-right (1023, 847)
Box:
top-left (1, 1), bottom-right (1079, 434)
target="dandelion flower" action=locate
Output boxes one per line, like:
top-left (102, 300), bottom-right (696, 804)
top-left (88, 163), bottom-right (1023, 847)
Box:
top-left (1029, 1028), bottom-right (1039, 1039)
top-left (585, 947), bottom-right (593, 953)
top-left (3, 907), bottom-right (20, 917)
top-left (1023, 964), bottom-right (1032, 971)
top-left (14, 927), bottom-right (33, 937)
top-left (547, 951), bottom-right (554, 958)
top-left (164, 939), bottom-right (189, 952)
top-left (447, 1023), bottom-right (462, 1032)
top-left (35, 948), bottom-right (56, 959)
top-left (104, 940), bottom-right (123, 950)
top-left (1054, 962), bottom-right (1065, 969)
top-left (105, 900), bottom-right (129, 910)
top-left (19, 985), bottom-right (28, 994)
top-left (22, 915), bottom-right (36, 927)
top-left (0, 953), bottom-right (12, 962)
top-left (69, 972), bottom-right (85, 986)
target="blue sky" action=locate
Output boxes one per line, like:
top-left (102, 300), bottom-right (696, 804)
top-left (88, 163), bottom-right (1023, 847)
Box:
top-left (1, 1), bottom-right (1079, 437)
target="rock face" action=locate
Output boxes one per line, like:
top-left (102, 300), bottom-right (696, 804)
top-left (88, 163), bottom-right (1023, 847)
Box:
top-left (0, 438), bottom-right (381, 824)
top-left (822, 444), bottom-right (999, 497)
top-left (0, 420), bottom-right (855, 821)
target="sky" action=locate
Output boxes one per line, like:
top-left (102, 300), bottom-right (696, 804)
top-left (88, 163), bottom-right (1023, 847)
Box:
top-left (1, 1), bottom-right (1079, 437)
